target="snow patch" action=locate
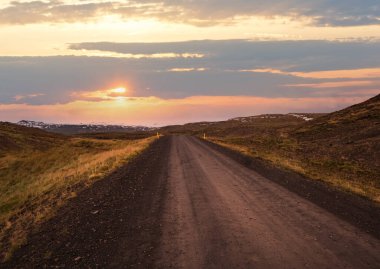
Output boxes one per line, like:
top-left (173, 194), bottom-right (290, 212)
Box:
top-left (289, 114), bottom-right (313, 121)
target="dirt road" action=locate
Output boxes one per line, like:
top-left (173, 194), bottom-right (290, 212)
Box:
top-left (5, 136), bottom-right (380, 268)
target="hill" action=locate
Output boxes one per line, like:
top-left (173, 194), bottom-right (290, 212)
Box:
top-left (160, 113), bottom-right (325, 137)
top-left (160, 94), bottom-right (380, 202)
top-left (289, 94), bottom-right (380, 200)
top-left (294, 94), bottom-right (380, 140)
top-left (0, 122), bottom-right (64, 154)
top-left (0, 122), bottom-right (155, 261)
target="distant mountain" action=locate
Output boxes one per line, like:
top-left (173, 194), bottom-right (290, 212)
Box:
top-left (230, 113), bottom-right (325, 123)
top-left (17, 120), bottom-right (155, 135)
top-left (159, 113), bottom-right (326, 135)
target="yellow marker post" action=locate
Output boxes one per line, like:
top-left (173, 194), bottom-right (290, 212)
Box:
top-left (157, 132), bottom-right (160, 138)
top-left (203, 133), bottom-right (206, 139)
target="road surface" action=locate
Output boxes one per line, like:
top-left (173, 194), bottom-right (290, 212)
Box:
top-left (5, 136), bottom-right (380, 268)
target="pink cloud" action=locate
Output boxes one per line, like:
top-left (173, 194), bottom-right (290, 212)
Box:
top-left (246, 68), bottom-right (380, 79)
top-left (285, 80), bottom-right (376, 89)
top-left (14, 93), bottom-right (45, 101)
top-left (0, 95), bottom-right (374, 126)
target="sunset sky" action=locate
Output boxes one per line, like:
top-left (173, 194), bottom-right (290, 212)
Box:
top-left (0, 0), bottom-right (379, 126)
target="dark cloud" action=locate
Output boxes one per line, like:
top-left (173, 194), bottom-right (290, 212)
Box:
top-left (0, 1), bottom-right (111, 24)
top-left (0, 0), bottom-right (379, 26)
top-left (1, 40), bottom-right (380, 105)
top-left (157, 0), bottom-right (380, 26)
top-left (69, 39), bottom-right (380, 72)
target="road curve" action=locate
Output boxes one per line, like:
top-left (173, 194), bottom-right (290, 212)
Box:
top-left (153, 136), bottom-right (380, 269)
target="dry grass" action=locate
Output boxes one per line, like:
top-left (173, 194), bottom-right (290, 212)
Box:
top-left (209, 136), bottom-right (380, 203)
top-left (163, 95), bottom-right (380, 203)
top-left (0, 136), bottom-right (155, 261)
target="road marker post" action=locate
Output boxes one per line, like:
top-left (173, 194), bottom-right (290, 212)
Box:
top-left (203, 133), bottom-right (206, 139)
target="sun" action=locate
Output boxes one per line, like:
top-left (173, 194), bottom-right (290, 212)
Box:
top-left (107, 86), bottom-right (128, 102)
top-left (111, 87), bottom-right (127, 94)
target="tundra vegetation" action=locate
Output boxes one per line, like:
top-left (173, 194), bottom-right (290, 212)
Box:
top-left (161, 95), bottom-right (380, 203)
top-left (0, 123), bottom-right (155, 261)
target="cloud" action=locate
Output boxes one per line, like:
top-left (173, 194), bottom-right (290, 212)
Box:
top-left (0, 96), bottom-right (372, 126)
top-left (14, 93), bottom-right (45, 101)
top-left (71, 87), bottom-right (130, 101)
top-left (285, 80), bottom-right (377, 89)
top-left (68, 39), bottom-right (380, 72)
top-left (169, 68), bottom-right (208, 72)
top-left (1, 40), bottom-right (380, 105)
top-left (304, 89), bottom-right (380, 98)
top-left (0, 0), bottom-right (379, 26)
top-left (0, 0), bottom-right (113, 24)
top-left (247, 68), bottom-right (380, 79)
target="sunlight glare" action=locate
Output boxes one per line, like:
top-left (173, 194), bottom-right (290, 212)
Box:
top-left (111, 87), bottom-right (127, 94)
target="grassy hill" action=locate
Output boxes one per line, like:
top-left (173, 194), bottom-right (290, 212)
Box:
top-left (161, 95), bottom-right (380, 202)
top-left (288, 94), bottom-right (380, 200)
top-left (0, 123), bottom-right (155, 261)
top-left (0, 122), bottom-right (64, 154)
top-left (294, 94), bottom-right (380, 140)
top-left (160, 113), bottom-right (322, 137)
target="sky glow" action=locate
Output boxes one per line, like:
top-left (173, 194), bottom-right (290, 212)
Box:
top-left (0, 0), bottom-right (379, 125)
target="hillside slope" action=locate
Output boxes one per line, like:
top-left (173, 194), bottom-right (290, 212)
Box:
top-left (0, 122), bottom-right (64, 154)
top-left (0, 122), bottom-right (155, 261)
top-left (294, 94), bottom-right (380, 140)
top-left (161, 94), bottom-right (380, 202)
top-left (291, 94), bottom-right (380, 196)
top-left (160, 113), bottom-right (322, 137)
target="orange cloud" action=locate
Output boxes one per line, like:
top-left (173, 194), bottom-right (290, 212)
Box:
top-left (310, 89), bottom-right (380, 97)
top-left (285, 80), bottom-right (375, 88)
top-left (246, 68), bottom-right (380, 79)
top-left (71, 87), bottom-right (130, 101)
top-left (0, 95), bottom-right (375, 126)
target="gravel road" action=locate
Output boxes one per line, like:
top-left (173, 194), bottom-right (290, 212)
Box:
top-left (5, 136), bottom-right (380, 268)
